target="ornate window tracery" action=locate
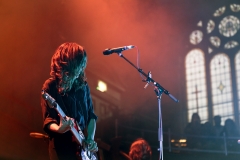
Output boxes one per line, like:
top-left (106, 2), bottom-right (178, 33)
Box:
top-left (186, 3), bottom-right (240, 124)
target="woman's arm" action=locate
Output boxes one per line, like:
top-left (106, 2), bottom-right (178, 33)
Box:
top-left (85, 119), bottom-right (98, 152)
top-left (48, 116), bottom-right (74, 133)
top-left (87, 119), bottom-right (96, 140)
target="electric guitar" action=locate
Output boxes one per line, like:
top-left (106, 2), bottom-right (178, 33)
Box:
top-left (41, 90), bottom-right (97, 160)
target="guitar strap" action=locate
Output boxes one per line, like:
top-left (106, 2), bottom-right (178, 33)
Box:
top-left (56, 92), bottom-right (71, 118)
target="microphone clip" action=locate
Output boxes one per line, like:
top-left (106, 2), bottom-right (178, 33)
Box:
top-left (143, 71), bottom-right (152, 89)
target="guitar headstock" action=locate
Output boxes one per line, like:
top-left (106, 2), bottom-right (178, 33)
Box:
top-left (41, 90), bottom-right (57, 108)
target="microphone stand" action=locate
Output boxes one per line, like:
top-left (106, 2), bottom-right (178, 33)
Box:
top-left (116, 52), bottom-right (179, 160)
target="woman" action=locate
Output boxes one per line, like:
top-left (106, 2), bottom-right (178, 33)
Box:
top-left (41, 42), bottom-right (98, 160)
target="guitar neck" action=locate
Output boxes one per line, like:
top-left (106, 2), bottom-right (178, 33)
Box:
top-left (55, 103), bottom-right (85, 145)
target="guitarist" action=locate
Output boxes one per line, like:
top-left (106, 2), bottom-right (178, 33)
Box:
top-left (41, 42), bottom-right (98, 160)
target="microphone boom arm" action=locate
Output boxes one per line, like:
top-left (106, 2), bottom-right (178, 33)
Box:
top-left (117, 52), bottom-right (179, 103)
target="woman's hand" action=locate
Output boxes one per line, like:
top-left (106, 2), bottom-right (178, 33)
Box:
top-left (48, 116), bottom-right (74, 133)
top-left (84, 139), bottom-right (98, 152)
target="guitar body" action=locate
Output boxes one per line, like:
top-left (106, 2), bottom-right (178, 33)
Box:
top-left (42, 90), bottom-right (97, 160)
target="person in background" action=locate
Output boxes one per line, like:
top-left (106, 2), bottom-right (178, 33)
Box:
top-left (213, 115), bottom-right (224, 137)
top-left (41, 42), bottom-right (98, 160)
top-left (184, 113), bottom-right (203, 149)
top-left (129, 138), bottom-right (152, 160)
top-left (202, 121), bottom-right (215, 149)
top-left (221, 118), bottom-right (240, 151)
top-left (212, 115), bottom-right (224, 150)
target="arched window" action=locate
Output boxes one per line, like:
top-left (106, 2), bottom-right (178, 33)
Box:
top-left (210, 54), bottom-right (234, 122)
top-left (235, 50), bottom-right (240, 113)
top-left (185, 49), bottom-right (208, 122)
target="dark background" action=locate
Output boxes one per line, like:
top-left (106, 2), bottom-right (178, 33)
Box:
top-left (0, 0), bottom-right (239, 159)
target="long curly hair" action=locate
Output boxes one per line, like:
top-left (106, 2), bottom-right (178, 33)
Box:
top-left (50, 42), bottom-right (87, 94)
top-left (129, 138), bottom-right (152, 160)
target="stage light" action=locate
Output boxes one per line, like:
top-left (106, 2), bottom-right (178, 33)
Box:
top-left (96, 80), bottom-right (107, 92)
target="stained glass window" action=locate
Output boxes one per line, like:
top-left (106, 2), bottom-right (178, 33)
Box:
top-left (189, 30), bottom-right (203, 45)
top-left (213, 6), bottom-right (226, 17)
top-left (219, 15), bottom-right (240, 37)
top-left (230, 4), bottom-right (240, 12)
top-left (224, 40), bottom-right (239, 49)
top-left (208, 47), bottom-right (213, 54)
top-left (235, 51), bottom-right (240, 116)
top-left (207, 20), bottom-right (215, 34)
top-left (210, 36), bottom-right (221, 48)
top-left (197, 21), bottom-right (203, 27)
top-left (210, 54), bottom-right (234, 124)
top-left (185, 49), bottom-right (208, 122)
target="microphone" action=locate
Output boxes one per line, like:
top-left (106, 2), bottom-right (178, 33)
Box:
top-left (103, 45), bottom-right (135, 55)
